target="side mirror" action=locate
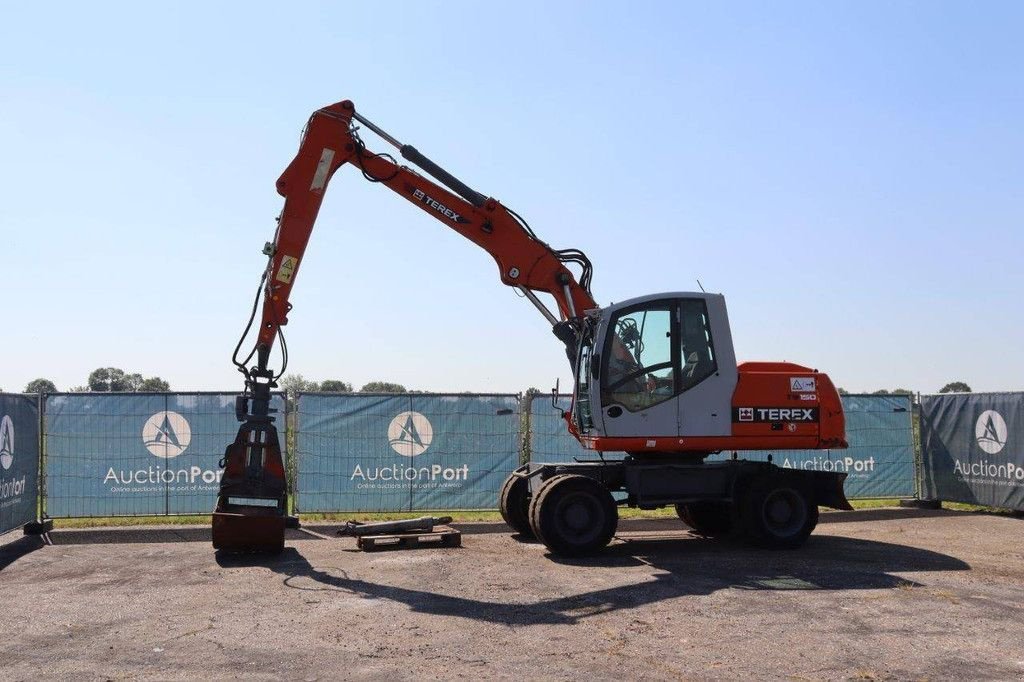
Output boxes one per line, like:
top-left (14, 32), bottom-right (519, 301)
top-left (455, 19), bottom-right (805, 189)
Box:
top-left (550, 378), bottom-right (561, 412)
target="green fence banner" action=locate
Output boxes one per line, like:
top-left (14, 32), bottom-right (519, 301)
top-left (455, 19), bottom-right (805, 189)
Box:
top-left (920, 392), bottom-right (1024, 510)
top-left (44, 392), bottom-right (285, 517)
top-left (297, 393), bottom-right (520, 512)
top-left (0, 394), bottom-right (39, 535)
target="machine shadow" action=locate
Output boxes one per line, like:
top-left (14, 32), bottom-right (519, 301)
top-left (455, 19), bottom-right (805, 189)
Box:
top-left (217, 533), bottom-right (969, 627)
top-left (0, 534), bottom-right (47, 572)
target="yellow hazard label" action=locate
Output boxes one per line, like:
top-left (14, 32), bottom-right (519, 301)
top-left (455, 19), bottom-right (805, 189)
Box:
top-left (276, 255), bottom-right (298, 284)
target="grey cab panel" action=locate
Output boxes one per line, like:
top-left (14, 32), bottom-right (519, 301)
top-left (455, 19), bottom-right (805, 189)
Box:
top-left (576, 292), bottom-right (738, 441)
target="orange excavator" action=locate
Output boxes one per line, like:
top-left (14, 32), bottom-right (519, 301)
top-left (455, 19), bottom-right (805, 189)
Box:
top-left (213, 99), bottom-right (851, 556)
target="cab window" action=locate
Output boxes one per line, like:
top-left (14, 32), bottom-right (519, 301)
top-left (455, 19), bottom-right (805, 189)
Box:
top-left (679, 298), bottom-right (717, 390)
top-left (601, 305), bottom-right (674, 412)
top-left (574, 337), bottom-right (594, 430)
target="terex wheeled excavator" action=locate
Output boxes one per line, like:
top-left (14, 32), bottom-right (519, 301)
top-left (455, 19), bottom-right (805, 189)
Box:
top-left (213, 99), bottom-right (851, 556)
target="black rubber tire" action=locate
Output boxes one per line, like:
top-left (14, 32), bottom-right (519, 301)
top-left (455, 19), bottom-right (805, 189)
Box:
top-left (528, 474), bottom-right (618, 557)
top-left (674, 503), bottom-right (694, 527)
top-left (674, 501), bottom-right (734, 537)
top-left (738, 475), bottom-right (819, 549)
top-left (498, 472), bottom-right (534, 538)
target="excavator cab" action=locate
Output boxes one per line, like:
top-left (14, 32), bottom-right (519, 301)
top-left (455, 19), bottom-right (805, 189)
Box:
top-left (574, 292), bottom-right (738, 445)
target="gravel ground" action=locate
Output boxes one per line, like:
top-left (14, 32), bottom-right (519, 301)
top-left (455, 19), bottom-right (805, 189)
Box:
top-left (1, 508), bottom-right (1023, 681)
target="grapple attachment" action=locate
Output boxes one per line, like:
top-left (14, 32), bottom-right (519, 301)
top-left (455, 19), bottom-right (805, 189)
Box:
top-left (212, 407), bottom-right (288, 553)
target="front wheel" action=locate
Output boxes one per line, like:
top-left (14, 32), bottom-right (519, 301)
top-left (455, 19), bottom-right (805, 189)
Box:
top-left (739, 475), bottom-right (819, 549)
top-left (529, 474), bottom-right (618, 557)
top-left (498, 472), bottom-right (533, 538)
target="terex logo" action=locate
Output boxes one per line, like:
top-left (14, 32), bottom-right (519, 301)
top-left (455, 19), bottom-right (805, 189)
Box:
top-left (142, 411), bottom-right (191, 458)
top-left (388, 411), bottom-right (433, 457)
top-left (975, 410), bottom-right (1007, 455)
top-left (0, 415), bottom-right (14, 470)
top-left (733, 407), bottom-right (819, 423)
top-left (411, 188), bottom-right (470, 224)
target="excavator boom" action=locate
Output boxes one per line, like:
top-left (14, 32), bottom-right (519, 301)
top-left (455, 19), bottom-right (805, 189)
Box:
top-left (213, 100), bottom-right (596, 551)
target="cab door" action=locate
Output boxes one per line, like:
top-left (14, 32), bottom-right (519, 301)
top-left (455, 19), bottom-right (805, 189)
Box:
top-left (675, 295), bottom-right (736, 438)
top-left (597, 300), bottom-right (680, 439)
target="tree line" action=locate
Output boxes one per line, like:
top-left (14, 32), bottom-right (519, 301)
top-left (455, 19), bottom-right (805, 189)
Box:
top-left (20, 367), bottom-right (171, 394)
top-left (15, 372), bottom-right (410, 395)
top-left (836, 381), bottom-right (972, 397)
top-left (278, 375), bottom-right (408, 398)
top-left (12, 373), bottom-right (973, 396)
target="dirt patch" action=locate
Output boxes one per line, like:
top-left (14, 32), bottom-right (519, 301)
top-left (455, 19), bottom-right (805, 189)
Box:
top-left (2, 509), bottom-right (1023, 680)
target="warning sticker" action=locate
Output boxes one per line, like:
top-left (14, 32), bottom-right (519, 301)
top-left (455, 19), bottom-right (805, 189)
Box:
top-left (790, 377), bottom-right (816, 392)
top-left (276, 255), bottom-right (298, 284)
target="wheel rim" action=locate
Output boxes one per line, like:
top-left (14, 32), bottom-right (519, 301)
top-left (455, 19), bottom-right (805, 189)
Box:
top-left (552, 491), bottom-right (604, 545)
top-left (760, 488), bottom-right (807, 538)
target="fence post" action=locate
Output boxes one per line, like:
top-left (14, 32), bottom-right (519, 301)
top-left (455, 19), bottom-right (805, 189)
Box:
top-left (914, 391), bottom-right (923, 500)
top-left (521, 391), bottom-right (532, 465)
top-left (38, 392), bottom-right (46, 522)
top-left (287, 392), bottom-right (296, 515)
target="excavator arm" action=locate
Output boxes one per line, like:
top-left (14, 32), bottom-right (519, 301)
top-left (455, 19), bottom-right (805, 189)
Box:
top-left (213, 100), bottom-right (596, 552)
top-left (260, 100), bottom-right (596, 357)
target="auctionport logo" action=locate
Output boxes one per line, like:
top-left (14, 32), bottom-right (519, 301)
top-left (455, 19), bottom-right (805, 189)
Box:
top-left (142, 411), bottom-right (191, 458)
top-left (0, 414), bottom-right (26, 503)
top-left (0, 415), bottom-right (13, 470)
top-left (388, 411), bottom-right (433, 457)
top-left (104, 410), bottom-right (220, 490)
top-left (349, 410), bottom-right (469, 487)
top-left (975, 410), bottom-right (1007, 455)
top-left (952, 409), bottom-right (1020, 484)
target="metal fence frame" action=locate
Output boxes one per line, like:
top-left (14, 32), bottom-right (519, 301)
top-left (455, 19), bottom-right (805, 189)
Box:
top-left (0, 392), bottom-right (43, 535)
top-left (40, 391), bottom-right (287, 519)
top-left (6, 388), bottom-right (996, 522)
top-left (918, 390), bottom-right (1023, 510)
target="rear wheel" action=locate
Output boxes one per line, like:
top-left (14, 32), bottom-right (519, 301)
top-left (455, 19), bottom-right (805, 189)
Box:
top-left (739, 475), bottom-right (818, 549)
top-left (674, 500), bottom-right (734, 537)
top-left (529, 474), bottom-right (618, 557)
top-left (498, 472), bottom-right (534, 538)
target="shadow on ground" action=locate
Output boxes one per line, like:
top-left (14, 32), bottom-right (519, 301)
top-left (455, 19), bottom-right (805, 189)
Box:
top-left (213, 533), bottom-right (969, 627)
top-left (0, 535), bottom-right (46, 572)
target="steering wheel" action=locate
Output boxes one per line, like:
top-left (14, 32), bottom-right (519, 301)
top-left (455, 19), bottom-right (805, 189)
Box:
top-left (606, 361), bottom-right (674, 394)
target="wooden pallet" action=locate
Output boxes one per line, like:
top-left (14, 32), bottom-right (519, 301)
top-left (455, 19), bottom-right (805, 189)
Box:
top-left (356, 528), bottom-right (462, 552)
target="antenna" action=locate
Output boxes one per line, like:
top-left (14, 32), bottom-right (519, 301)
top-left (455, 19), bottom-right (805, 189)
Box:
top-left (696, 279), bottom-right (706, 293)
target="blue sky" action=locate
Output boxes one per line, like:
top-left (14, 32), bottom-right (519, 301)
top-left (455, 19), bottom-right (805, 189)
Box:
top-left (2, 1), bottom-right (1021, 394)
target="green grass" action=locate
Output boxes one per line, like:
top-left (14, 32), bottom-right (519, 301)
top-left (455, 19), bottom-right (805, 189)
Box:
top-left (49, 498), bottom-right (1017, 530)
top-left (847, 498), bottom-right (905, 509)
top-left (53, 505), bottom-right (682, 529)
